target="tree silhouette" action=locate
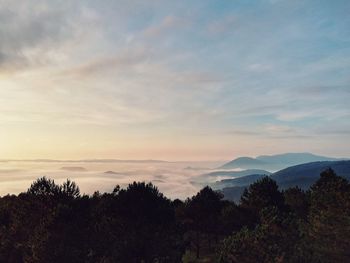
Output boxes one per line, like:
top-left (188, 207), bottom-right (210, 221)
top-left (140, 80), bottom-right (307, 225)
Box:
top-left (0, 168), bottom-right (349, 262)
top-left (61, 179), bottom-right (80, 199)
top-left (182, 186), bottom-right (223, 259)
top-left (283, 186), bottom-right (308, 219)
top-left (306, 168), bottom-right (350, 262)
top-left (27, 176), bottom-right (60, 197)
top-left (240, 176), bottom-right (285, 223)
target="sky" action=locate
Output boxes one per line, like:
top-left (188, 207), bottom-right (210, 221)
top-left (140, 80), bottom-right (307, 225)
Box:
top-left (0, 0), bottom-right (349, 161)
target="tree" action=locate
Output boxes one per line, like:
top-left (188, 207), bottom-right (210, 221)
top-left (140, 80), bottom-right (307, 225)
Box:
top-left (305, 168), bottom-right (350, 262)
top-left (219, 201), bottom-right (247, 236)
top-left (113, 182), bottom-right (183, 262)
top-left (27, 177), bottom-right (60, 197)
top-left (218, 206), bottom-right (300, 263)
top-left (240, 176), bottom-right (285, 224)
top-left (283, 187), bottom-right (308, 219)
top-left (3, 171), bottom-right (350, 263)
top-left (182, 186), bottom-right (223, 259)
top-left (60, 179), bottom-right (80, 199)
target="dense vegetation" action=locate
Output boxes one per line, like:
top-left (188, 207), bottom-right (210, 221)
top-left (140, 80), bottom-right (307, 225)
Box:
top-left (0, 168), bottom-right (349, 262)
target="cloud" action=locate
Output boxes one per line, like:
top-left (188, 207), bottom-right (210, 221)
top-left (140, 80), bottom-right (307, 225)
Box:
top-left (0, 0), bottom-right (349, 159)
top-left (317, 128), bottom-right (350, 136)
top-left (0, 1), bottom-right (100, 74)
top-left (297, 85), bottom-right (350, 97)
top-left (247, 63), bottom-right (273, 73)
top-left (264, 125), bottom-right (295, 134)
top-left (143, 15), bottom-right (188, 38)
top-left (0, 2), bottom-right (70, 71)
top-left (267, 0), bottom-right (285, 4)
top-left (207, 15), bottom-right (238, 36)
top-left (59, 48), bottom-right (150, 77)
top-left (223, 130), bottom-right (260, 136)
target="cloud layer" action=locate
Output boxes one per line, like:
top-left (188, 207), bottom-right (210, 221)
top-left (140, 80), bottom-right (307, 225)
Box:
top-left (0, 0), bottom-right (349, 160)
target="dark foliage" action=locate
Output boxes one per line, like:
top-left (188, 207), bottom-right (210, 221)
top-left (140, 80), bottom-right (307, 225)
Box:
top-left (218, 168), bottom-right (350, 263)
top-left (0, 168), bottom-right (349, 262)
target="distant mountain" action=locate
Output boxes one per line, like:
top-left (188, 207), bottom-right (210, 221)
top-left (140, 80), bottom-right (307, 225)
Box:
top-left (195, 169), bottom-right (270, 190)
top-left (220, 160), bottom-right (350, 202)
top-left (257, 152), bottom-right (338, 166)
top-left (271, 160), bottom-right (350, 189)
top-left (212, 174), bottom-right (266, 190)
top-left (219, 157), bottom-right (268, 170)
top-left (204, 169), bottom-right (271, 178)
top-left (104, 171), bottom-right (123, 175)
top-left (218, 152), bottom-right (341, 171)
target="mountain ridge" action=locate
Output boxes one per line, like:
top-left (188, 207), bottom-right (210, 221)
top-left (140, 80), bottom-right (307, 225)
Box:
top-left (218, 160), bottom-right (350, 202)
top-left (203, 169), bottom-right (271, 178)
top-left (218, 152), bottom-right (343, 171)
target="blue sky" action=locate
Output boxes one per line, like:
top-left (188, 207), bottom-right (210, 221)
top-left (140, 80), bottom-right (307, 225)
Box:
top-left (0, 0), bottom-right (349, 160)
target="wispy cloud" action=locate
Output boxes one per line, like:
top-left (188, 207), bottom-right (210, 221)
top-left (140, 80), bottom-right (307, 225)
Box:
top-left (59, 48), bottom-right (151, 77)
top-left (143, 15), bottom-right (188, 38)
top-left (0, 0), bottom-right (349, 160)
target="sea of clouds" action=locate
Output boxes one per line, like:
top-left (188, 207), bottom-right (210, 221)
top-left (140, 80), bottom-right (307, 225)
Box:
top-left (0, 160), bottom-right (227, 200)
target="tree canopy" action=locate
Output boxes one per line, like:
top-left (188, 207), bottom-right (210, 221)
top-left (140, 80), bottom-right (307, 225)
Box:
top-left (0, 169), bottom-right (349, 262)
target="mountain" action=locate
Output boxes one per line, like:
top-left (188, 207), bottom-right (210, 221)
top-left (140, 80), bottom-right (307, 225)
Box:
top-left (220, 160), bottom-right (350, 202)
top-left (271, 160), bottom-right (350, 189)
top-left (218, 152), bottom-right (341, 171)
top-left (204, 169), bottom-right (271, 178)
top-left (104, 171), bottom-right (123, 175)
top-left (257, 152), bottom-right (338, 166)
top-left (212, 174), bottom-right (266, 190)
top-left (218, 157), bottom-right (268, 170)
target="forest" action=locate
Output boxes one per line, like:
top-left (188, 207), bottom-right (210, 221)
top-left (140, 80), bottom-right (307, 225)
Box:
top-left (0, 168), bottom-right (349, 263)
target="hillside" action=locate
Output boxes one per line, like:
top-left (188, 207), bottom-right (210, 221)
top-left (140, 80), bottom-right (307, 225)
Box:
top-left (212, 174), bottom-right (266, 190)
top-left (220, 160), bottom-right (350, 202)
top-left (271, 160), bottom-right (350, 189)
top-left (204, 169), bottom-right (271, 178)
top-left (218, 157), bottom-right (268, 170)
top-left (218, 152), bottom-right (341, 171)
top-left (257, 152), bottom-right (339, 167)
